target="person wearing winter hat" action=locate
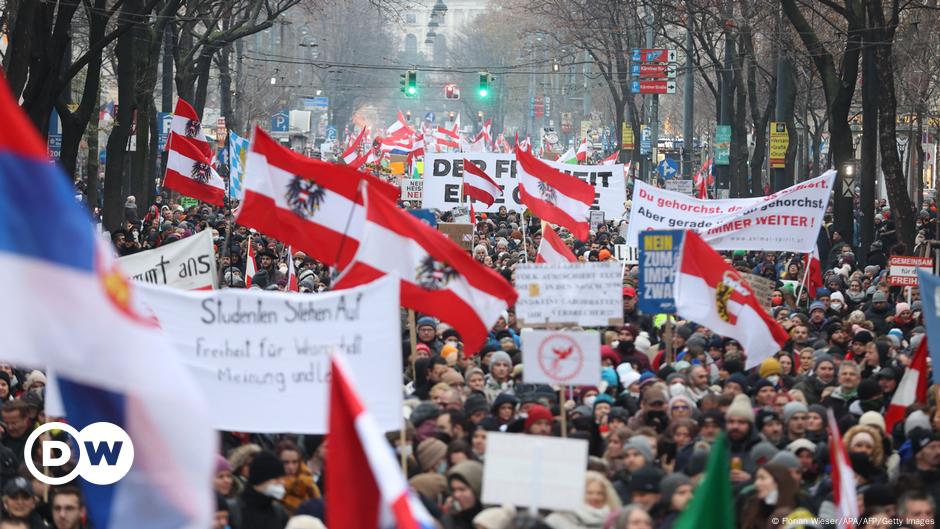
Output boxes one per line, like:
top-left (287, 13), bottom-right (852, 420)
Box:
top-left (416, 438), bottom-right (449, 474)
top-left (484, 350), bottom-right (514, 403)
top-left (416, 316), bottom-right (442, 354)
top-left (21, 370), bottom-right (45, 393)
top-left (656, 472), bottom-right (693, 529)
top-left (723, 373), bottom-right (750, 396)
top-left (781, 401), bottom-right (808, 443)
top-left (622, 436), bottom-right (653, 472)
top-left (726, 394), bottom-right (760, 475)
top-left (905, 410), bottom-right (932, 437)
top-left (231, 450), bottom-right (289, 529)
top-left (228, 443), bottom-right (262, 497)
top-left (214, 454), bottom-right (235, 498)
top-left (443, 461), bottom-right (485, 529)
top-left (524, 404), bottom-right (554, 436)
top-left (411, 401), bottom-right (442, 443)
top-left (464, 393), bottom-right (489, 425)
top-left (756, 410), bottom-right (784, 447)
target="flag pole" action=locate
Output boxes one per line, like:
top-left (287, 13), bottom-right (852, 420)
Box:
top-left (404, 308), bottom-right (418, 475)
top-left (521, 213), bottom-right (529, 263)
top-left (665, 314), bottom-right (675, 365)
top-left (558, 388), bottom-right (567, 437)
top-left (795, 254), bottom-right (811, 307)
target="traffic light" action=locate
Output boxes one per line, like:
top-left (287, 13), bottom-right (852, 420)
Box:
top-left (478, 72), bottom-right (493, 98)
top-left (400, 69), bottom-right (417, 97)
top-left (444, 83), bottom-right (460, 99)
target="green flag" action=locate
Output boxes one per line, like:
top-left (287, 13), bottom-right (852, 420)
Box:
top-left (673, 432), bottom-right (735, 529)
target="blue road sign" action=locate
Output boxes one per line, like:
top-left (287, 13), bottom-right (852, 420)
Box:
top-left (271, 109), bottom-right (289, 132)
top-left (657, 158), bottom-right (679, 179)
top-left (157, 112), bottom-right (172, 151)
top-left (424, 112), bottom-right (436, 123)
top-left (326, 126), bottom-right (337, 140)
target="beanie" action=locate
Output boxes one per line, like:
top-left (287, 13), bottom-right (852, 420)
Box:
top-left (464, 393), bottom-right (489, 417)
top-left (215, 454), bottom-right (232, 475)
top-left (726, 394), bottom-right (756, 424)
top-left (473, 506), bottom-right (518, 529)
top-left (416, 316), bottom-right (437, 329)
top-left (247, 450), bottom-right (285, 485)
top-left (524, 405), bottom-right (554, 432)
top-left (725, 373), bottom-right (750, 394)
top-left (624, 436), bottom-right (653, 463)
top-left (758, 358), bottom-right (782, 379)
top-left (782, 401), bottom-right (808, 424)
top-left (905, 410), bottom-right (932, 437)
top-left (285, 515), bottom-right (326, 529)
top-left (489, 350), bottom-right (512, 369)
top-left (411, 401), bottom-right (441, 427)
top-left (749, 441), bottom-right (779, 466)
top-left (659, 473), bottom-right (691, 505)
top-left (416, 438), bottom-right (448, 472)
top-left (769, 450), bottom-right (800, 470)
top-left (857, 378), bottom-right (882, 401)
top-left (859, 411), bottom-right (886, 432)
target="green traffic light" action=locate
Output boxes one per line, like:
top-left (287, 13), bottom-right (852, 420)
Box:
top-left (408, 86), bottom-right (417, 95)
top-left (479, 88), bottom-right (488, 97)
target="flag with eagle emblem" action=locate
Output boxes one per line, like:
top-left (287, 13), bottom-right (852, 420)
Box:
top-left (237, 127), bottom-right (399, 268)
top-left (515, 145), bottom-right (595, 241)
top-left (333, 182), bottom-right (517, 354)
top-left (164, 132), bottom-right (225, 206)
top-left (168, 98), bottom-right (212, 159)
top-left (673, 231), bottom-right (788, 369)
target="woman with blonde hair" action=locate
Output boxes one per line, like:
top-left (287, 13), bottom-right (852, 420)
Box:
top-left (545, 471), bottom-right (622, 529)
top-left (844, 424), bottom-right (886, 469)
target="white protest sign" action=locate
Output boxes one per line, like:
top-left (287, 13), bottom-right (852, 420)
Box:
top-left (665, 179), bottom-right (693, 195)
top-left (514, 262), bottom-right (623, 327)
top-left (137, 276), bottom-right (402, 433)
top-left (521, 329), bottom-right (601, 386)
top-left (482, 433), bottom-right (588, 512)
top-left (119, 229), bottom-right (218, 290)
top-left (401, 179), bottom-right (423, 204)
top-left (423, 153), bottom-right (627, 219)
top-left (626, 170), bottom-right (835, 252)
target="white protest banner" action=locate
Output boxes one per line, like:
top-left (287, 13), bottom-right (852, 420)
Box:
top-left (119, 229), bottom-right (218, 290)
top-left (521, 329), bottom-right (601, 386)
top-left (401, 179), bottom-right (423, 204)
top-left (514, 262), bottom-right (623, 327)
top-left (665, 179), bottom-right (693, 195)
top-left (889, 256), bottom-right (934, 286)
top-left (423, 153), bottom-right (627, 219)
top-left (626, 170), bottom-right (835, 252)
top-left (137, 276), bottom-right (402, 433)
top-left (482, 433), bottom-right (588, 512)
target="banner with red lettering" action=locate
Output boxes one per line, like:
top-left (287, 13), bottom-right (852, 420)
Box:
top-left (626, 170), bottom-right (835, 252)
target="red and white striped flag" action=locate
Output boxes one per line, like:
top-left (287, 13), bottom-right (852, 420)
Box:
top-left (600, 151), bottom-right (620, 165)
top-left (693, 157), bottom-right (714, 199)
top-left (473, 118), bottom-right (492, 146)
top-left (286, 246), bottom-right (299, 292)
top-left (236, 127), bottom-right (399, 267)
top-left (333, 183), bottom-right (517, 353)
top-left (803, 248), bottom-right (824, 298)
top-left (164, 132), bottom-right (225, 206)
top-left (462, 159), bottom-right (502, 207)
top-left (386, 110), bottom-right (415, 139)
top-left (828, 408), bottom-right (859, 529)
top-left (536, 224), bottom-right (577, 264)
top-left (168, 98), bottom-right (212, 159)
top-left (885, 338), bottom-right (929, 434)
top-left (327, 354), bottom-right (436, 529)
top-left (245, 235), bottom-right (256, 288)
top-left (515, 145), bottom-right (595, 241)
top-left (673, 231), bottom-right (789, 369)
top-left (576, 139), bottom-right (591, 162)
top-left (342, 128), bottom-right (367, 165)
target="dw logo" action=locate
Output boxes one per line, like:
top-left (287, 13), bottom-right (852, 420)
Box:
top-left (24, 422), bottom-right (134, 485)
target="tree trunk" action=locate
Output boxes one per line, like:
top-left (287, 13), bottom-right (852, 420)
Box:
top-left (192, 46), bottom-right (216, 115)
top-left (859, 32), bottom-right (879, 265)
top-left (867, 0), bottom-right (915, 252)
top-left (219, 43), bottom-right (236, 133)
top-left (85, 108), bottom-right (100, 216)
top-left (104, 0), bottom-right (142, 231)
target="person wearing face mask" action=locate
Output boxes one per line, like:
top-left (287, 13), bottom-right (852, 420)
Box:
top-left (828, 291), bottom-right (847, 317)
top-left (230, 450), bottom-right (289, 529)
top-left (614, 324), bottom-right (651, 372)
top-left (739, 464), bottom-right (808, 529)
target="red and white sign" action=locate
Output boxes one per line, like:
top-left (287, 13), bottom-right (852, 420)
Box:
top-left (521, 329), bottom-right (600, 386)
top-left (634, 80), bottom-right (676, 94)
top-left (889, 256), bottom-right (934, 286)
top-left (635, 64), bottom-right (677, 79)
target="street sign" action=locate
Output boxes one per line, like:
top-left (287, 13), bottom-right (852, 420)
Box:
top-left (630, 49), bottom-right (677, 63)
top-left (714, 125), bottom-right (731, 166)
top-left (157, 112), bottom-right (172, 151)
top-left (326, 126), bottom-right (337, 140)
top-left (631, 64), bottom-right (677, 79)
top-left (640, 125), bottom-right (651, 155)
top-left (769, 122), bottom-right (788, 169)
top-left (657, 158), bottom-right (679, 179)
top-left (631, 80), bottom-right (677, 94)
top-left (271, 109), bottom-right (289, 133)
top-left (425, 111), bottom-right (436, 123)
top-left (47, 109), bottom-right (61, 159)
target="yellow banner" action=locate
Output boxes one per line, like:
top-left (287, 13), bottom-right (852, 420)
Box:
top-left (622, 123), bottom-right (635, 150)
top-left (769, 122), bottom-right (788, 169)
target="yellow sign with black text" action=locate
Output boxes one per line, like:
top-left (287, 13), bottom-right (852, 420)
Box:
top-left (769, 122), bottom-right (788, 169)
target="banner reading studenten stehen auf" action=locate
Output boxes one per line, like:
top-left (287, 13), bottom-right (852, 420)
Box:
top-left (137, 276), bottom-right (402, 433)
top-left (626, 170), bottom-right (835, 252)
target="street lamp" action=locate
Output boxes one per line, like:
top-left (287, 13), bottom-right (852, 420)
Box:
top-left (841, 160), bottom-right (858, 197)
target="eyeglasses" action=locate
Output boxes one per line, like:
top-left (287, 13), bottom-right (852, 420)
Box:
top-left (671, 405), bottom-right (690, 411)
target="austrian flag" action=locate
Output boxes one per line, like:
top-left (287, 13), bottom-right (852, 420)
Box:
top-left (462, 159), bottom-right (502, 206)
top-left (333, 183), bottom-right (517, 353)
top-left (515, 145), bottom-right (595, 241)
top-left (673, 231), bottom-right (788, 369)
top-left (164, 133), bottom-right (225, 206)
top-left (169, 98), bottom-right (212, 159)
top-left (536, 224), bottom-right (577, 264)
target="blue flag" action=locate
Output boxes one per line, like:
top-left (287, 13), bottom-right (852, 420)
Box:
top-left (917, 268), bottom-right (940, 384)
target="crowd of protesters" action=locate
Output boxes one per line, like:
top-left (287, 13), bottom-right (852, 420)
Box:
top-left (2, 187), bottom-right (939, 529)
